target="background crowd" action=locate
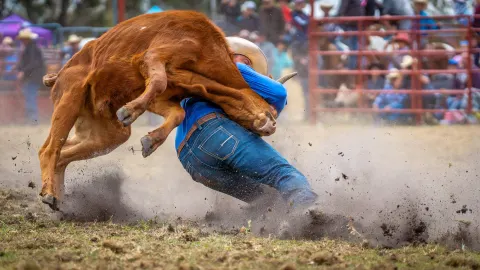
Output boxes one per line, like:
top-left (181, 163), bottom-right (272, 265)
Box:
top-left (1, 0), bottom-right (480, 125)
top-left (219, 0), bottom-right (480, 124)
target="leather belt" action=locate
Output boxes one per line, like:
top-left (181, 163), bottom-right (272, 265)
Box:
top-left (177, 112), bottom-right (225, 156)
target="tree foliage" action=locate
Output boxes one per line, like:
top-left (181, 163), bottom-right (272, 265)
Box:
top-left (2, 0), bottom-right (215, 26)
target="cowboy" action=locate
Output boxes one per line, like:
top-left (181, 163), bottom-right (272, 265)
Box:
top-left (1, 37), bottom-right (17, 81)
top-left (62, 34), bottom-right (81, 66)
top-left (16, 28), bottom-right (46, 125)
top-left (176, 37), bottom-right (318, 210)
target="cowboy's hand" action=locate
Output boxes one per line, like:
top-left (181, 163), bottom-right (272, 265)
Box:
top-left (17, 72), bottom-right (24, 80)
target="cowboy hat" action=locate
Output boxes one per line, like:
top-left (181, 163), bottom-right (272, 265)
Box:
top-left (226, 36), bottom-right (297, 83)
top-left (226, 36), bottom-right (269, 76)
top-left (2, 36), bottom-right (13, 45)
top-left (413, 0), bottom-right (428, 3)
top-left (67, 34), bottom-right (81, 43)
top-left (400, 55), bottom-right (414, 69)
top-left (320, 0), bottom-right (334, 9)
top-left (241, 1), bottom-right (256, 12)
top-left (17, 28), bottom-right (38, 40)
top-left (392, 32), bottom-right (411, 45)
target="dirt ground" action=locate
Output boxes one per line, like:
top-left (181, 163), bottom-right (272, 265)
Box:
top-left (1, 122), bottom-right (479, 269)
top-left (1, 78), bottom-right (480, 269)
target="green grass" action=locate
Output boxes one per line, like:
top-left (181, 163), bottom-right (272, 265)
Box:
top-left (1, 189), bottom-right (479, 270)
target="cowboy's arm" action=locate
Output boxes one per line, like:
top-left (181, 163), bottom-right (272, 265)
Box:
top-left (236, 62), bottom-right (287, 114)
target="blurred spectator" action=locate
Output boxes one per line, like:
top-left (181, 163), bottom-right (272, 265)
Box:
top-left (238, 29), bottom-right (251, 40)
top-left (272, 40), bottom-right (293, 79)
top-left (316, 23), bottom-right (349, 96)
top-left (0, 35), bottom-right (8, 73)
top-left (427, 59), bottom-right (457, 122)
top-left (385, 33), bottom-right (411, 70)
top-left (447, 58), bottom-right (465, 89)
top-left (379, 0), bottom-right (414, 30)
top-left (399, 55), bottom-right (430, 90)
top-left (278, 0), bottom-right (292, 23)
top-left (252, 32), bottom-right (276, 75)
top-left (259, 0), bottom-right (285, 45)
top-left (473, 0), bottom-right (480, 66)
top-left (319, 1), bottom-right (334, 17)
top-left (220, 0), bottom-right (242, 34)
top-left (413, 0), bottom-right (440, 38)
top-left (365, 0), bottom-right (379, 17)
top-left (61, 34), bottom-right (81, 66)
top-left (0, 34), bottom-right (9, 52)
top-left (1, 37), bottom-right (17, 81)
top-left (366, 34), bottom-right (388, 66)
top-left (364, 62), bottom-right (386, 106)
top-left (453, 0), bottom-right (471, 26)
top-left (373, 68), bottom-right (410, 123)
top-left (460, 51), bottom-right (480, 88)
top-left (444, 58), bottom-right (465, 117)
top-left (292, 43), bottom-right (310, 120)
top-left (237, 1), bottom-right (260, 32)
top-left (290, 0), bottom-right (309, 49)
top-left (16, 28), bottom-right (46, 125)
top-left (337, 0), bottom-right (365, 69)
top-left (333, 83), bottom-right (359, 108)
top-left (337, 0), bottom-right (365, 17)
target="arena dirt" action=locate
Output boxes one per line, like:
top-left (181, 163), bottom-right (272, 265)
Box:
top-left (0, 79), bottom-right (479, 261)
top-left (1, 118), bottom-right (479, 250)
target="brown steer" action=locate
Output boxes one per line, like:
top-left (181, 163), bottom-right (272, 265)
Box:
top-left (39, 10), bottom-right (296, 210)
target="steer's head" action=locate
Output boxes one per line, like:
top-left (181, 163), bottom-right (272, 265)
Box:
top-left (221, 37), bottom-right (297, 136)
top-left (220, 87), bottom-right (278, 136)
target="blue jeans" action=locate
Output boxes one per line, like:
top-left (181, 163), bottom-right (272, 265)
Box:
top-left (22, 81), bottom-right (39, 124)
top-left (178, 114), bottom-right (318, 207)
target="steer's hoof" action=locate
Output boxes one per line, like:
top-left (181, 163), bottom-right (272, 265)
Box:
top-left (116, 106), bottom-right (135, 127)
top-left (140, 136), bottom-right (155, 158)
top-left (41, 194), bottom-right (59, 211)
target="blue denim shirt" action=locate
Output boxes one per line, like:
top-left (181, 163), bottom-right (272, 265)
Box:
top-left (373, 83), bottom-right (408, 109)
top-left (175, 62), bottom-right (287, 149)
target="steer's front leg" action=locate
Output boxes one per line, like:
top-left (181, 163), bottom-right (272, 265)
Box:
top-left (141, 98), bottom-right (185, 157)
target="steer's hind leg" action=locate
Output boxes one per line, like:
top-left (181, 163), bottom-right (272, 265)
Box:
top-left (141, 98), bottom-right (185, 157)
top-left (57, 115), bottom-right (131, 170)
top-left (39, 67), bottom-right (88, 210)
top-left (116, 50), bottom-right (168, 127)
top-left (42, 115), bottom-right (129, 211)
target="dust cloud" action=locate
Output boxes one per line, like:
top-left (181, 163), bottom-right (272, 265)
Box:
top-left (0, 108), bottom-right (479, 250)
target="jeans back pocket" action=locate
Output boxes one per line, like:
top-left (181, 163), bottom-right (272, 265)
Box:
top-left (199, 126), bottom-right (239, 161)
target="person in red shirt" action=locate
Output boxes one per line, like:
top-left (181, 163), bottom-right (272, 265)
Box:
top-left (278, 0), bottom-right (292, 23)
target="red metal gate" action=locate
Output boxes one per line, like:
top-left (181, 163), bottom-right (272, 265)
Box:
top-left (307, 1), bottom-right (478, 124)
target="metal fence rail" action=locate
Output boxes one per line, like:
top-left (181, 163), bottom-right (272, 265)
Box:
top-left (307, 1), bottom-right (479, 124)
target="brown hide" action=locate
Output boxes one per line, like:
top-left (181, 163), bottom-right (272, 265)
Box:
top-left (38, 10), bottom-right (278, 210)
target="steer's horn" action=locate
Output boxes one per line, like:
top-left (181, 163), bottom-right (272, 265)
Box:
top-left (277, 72), bottom-right (298, 84)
